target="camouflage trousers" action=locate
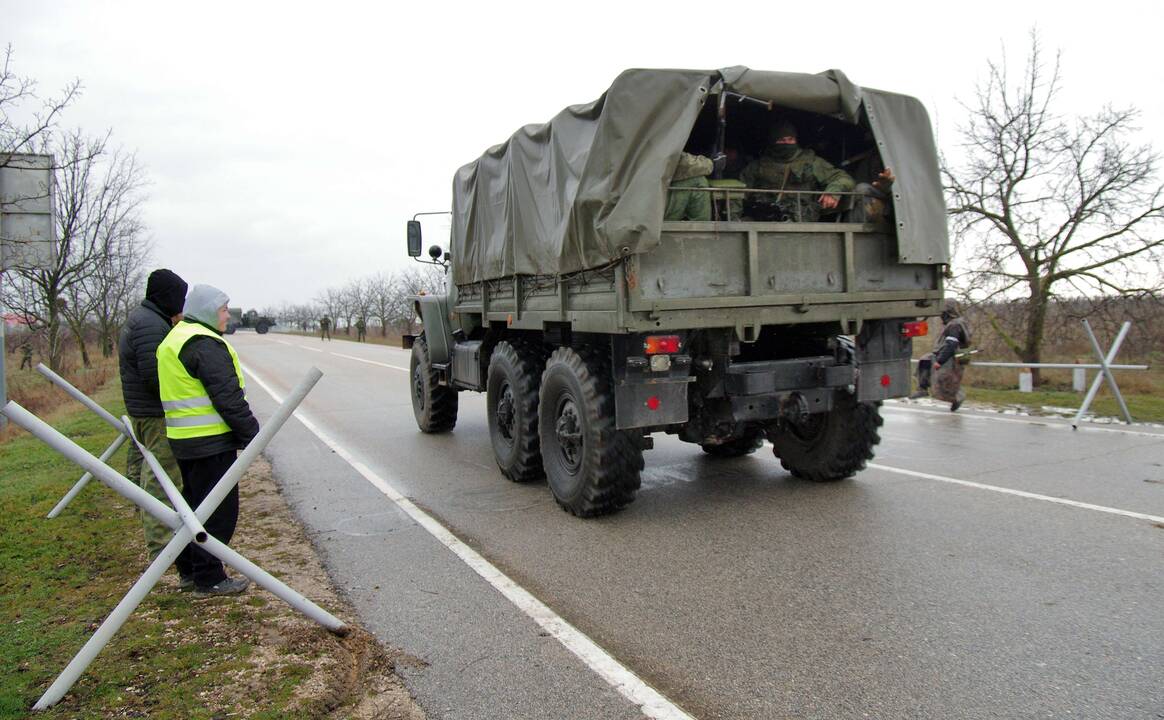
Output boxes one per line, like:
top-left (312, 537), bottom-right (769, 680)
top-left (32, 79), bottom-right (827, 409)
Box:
top-left (665, 176), bottom-right (712, 221)
top-left (124, 416), bottom-right (182, 560)
top-left (930, 357), bottom-right (966, 404)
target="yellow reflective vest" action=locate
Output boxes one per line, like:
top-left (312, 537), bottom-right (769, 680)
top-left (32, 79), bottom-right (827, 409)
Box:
top-left (157, 322), bottom-right (245, 440)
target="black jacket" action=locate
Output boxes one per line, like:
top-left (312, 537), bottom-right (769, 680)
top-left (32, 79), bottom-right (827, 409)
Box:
top-left (168, 321), bottom-right (261, 460)
top-left (118, 299), bottom-right (173, 417)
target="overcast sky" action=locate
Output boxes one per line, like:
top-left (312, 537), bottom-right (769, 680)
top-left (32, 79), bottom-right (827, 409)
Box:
top-left (4, 0), bottom-right (1162, 310)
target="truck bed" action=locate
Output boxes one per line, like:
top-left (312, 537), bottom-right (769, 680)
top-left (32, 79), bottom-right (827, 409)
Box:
top-left (452, 221), bottom-right (942, 335)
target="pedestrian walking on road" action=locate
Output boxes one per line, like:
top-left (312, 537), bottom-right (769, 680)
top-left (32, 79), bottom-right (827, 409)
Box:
top-left (356, 317), bottom-right (367, 342)
top-left (119, 268), bottom-right (192, 585)
top-left (319, 315), bottom-right (331, 341)
top-left (158, 284), bottom-right (260, 597)
top-left (915, 299), bottom-right (973, 412)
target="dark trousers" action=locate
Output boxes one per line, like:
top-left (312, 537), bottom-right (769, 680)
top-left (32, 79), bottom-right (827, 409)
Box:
top-left (177, 450), bottom-right (239, 588)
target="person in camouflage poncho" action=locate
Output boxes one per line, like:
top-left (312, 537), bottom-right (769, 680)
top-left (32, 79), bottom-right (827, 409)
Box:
top-left (739, 120), bottom-right (855, 222)
top-left (916, 299), bottom-right (973, 412)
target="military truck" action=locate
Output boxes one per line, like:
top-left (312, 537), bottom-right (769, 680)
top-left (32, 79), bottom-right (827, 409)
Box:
top-left (404, 67), bottom-right (947, 518)
top-left (224, 308), bottom-right (274, 334)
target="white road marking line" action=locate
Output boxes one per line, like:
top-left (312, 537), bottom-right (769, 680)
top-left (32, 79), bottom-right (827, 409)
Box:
top-left (883, 403), bottom-right (1164, 439)
top-left (329, 351), bottom-right (408, 372)
top-left (241, 365), bottom-right (695, 720)
top-left (274, 340), bottom-right (293, 346)
top-left (868, 463), bottom-right (1164, 525)
top-left (296, 345), bottom-right (323, 353)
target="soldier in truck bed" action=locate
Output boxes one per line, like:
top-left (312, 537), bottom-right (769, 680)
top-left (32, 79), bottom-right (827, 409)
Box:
top-left (737, 120), bottom-right (897, 223)
top-left (739, 120), bottom-right (855, 222)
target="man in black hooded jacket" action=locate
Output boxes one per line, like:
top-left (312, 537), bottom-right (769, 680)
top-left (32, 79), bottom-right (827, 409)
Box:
top-left (119, 268), bottom-right (191, 585)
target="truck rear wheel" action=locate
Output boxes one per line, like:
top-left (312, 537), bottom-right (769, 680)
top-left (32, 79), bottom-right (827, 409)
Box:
top-left (256, 320), bottom-right (270, 334)
top-left (538, 347), bottom-right (643, 517)
top-left (767, 393), bottom-right (882, 481)
top-left (410, 334), bottom-right (458, 433)
top-left (487, 339), bottom-right (545, 482)
top-left (700, 430), bottom-right (764, 458)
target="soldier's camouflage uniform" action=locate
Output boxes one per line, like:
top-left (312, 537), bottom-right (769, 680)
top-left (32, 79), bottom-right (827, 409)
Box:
top-left (739, 147), bottom-right (854, 222)
top-left (918, 300), bottom-right (972, 411)
top-left (664, 153), bottom-right (713, 221)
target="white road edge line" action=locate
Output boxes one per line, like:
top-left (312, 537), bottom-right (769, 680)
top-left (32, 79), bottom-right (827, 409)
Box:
top-left (329, 351), bottom-right (409, 372)
top-left (295, 345), bottom-right (323, 353)
top-left (241, 364), bottom-right (695, 720)
top-left (883, 403), bottom-right (1164, 439)
top-left (868, 462), bottom-right (1164, 525)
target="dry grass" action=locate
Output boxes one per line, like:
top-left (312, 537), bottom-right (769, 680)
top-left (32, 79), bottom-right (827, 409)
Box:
top-left (3, 352), bottom-right (118, 442)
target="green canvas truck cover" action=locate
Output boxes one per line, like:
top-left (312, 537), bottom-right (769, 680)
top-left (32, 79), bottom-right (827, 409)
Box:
top-left (451, 66), bottom-right (948, 285)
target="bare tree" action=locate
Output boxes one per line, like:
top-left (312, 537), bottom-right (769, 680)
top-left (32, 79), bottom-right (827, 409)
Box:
top-left (366, 272), bottom-right (395, 337)
top-left (0, 44), bottom-right (81, 164)
top-left (942, 30), bottom-right (1164, 381)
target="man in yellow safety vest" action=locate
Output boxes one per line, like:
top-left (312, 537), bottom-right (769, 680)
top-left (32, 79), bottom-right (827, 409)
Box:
top-left (158, 284), bottom-right (260, 598)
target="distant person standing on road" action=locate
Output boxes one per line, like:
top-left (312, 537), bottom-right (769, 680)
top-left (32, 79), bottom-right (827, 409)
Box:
top-left (119, 268), bottom-right (192, 585)
top-left (915, 299), bottom-right (973, 412)
top-left (158, 284), bottom-right (260, 597)
top-left (319, 315), bottom-right (331, 341)
top-left (356, 317), bottom-right (367, 342)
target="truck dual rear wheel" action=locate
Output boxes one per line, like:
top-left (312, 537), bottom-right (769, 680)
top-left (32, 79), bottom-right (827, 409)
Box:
top-left (538, 347), bottom-right (643, 517)
top-left (767, 393), bottom-right (882, 481)
top-left (487, 340), bottom-right (545, 482)
top-left (410, 334), bottom-right (458, 433)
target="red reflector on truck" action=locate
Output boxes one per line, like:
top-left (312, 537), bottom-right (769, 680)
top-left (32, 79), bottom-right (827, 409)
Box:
top-left (880, 374), bottom-right (892, 387)
top-left (646, 396), bottom-right (661, 410)
top-left (901, 321), bottom-right (928, 338)
top-left (644, 335), bottom-right (681, 354)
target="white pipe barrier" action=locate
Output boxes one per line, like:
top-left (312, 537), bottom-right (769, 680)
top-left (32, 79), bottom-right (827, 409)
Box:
top-left (1074, 320), bottom-right (1134, 428)
top-left (35, 363), bottom-right (130, 518)
top-left (1, 366), bottom-right (348, 711)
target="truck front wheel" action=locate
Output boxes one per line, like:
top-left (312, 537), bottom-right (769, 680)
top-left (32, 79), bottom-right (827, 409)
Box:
top-left (538, 347), bottom-right (643, 517)
top-left (410, 334), bottom-right (458, 433)
top-left (487, 339), bottom-right (545, 482)
top-left (767, 393), bottom-right (882, 481)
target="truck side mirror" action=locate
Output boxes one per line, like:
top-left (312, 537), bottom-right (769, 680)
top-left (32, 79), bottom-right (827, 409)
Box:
top-left (407, 220), bottom-right (422, 257)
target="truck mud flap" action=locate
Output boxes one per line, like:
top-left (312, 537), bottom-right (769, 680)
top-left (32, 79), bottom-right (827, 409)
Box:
top-left (616, 381), bottom-right (688, 430)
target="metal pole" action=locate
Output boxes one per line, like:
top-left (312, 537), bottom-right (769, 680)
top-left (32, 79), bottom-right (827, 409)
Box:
top-left (3, 367), bottom-right (347, 710)
top-left (46, 433), bottom-right (127, 519)
top-left (191, 367), bottom-right (322, 525)
top-left (1, 274), bottom-right (7, 431)
top-left (202, 536), bottom-right (347, 633)
top-left (33, 527), bottom-right (190, 710)
top-left (2, 401), bottom-right (180, 525)
top-left (35, 363), bottom-right (123, 431)
top-left (1073, 321), bottom-right (1133, 428)
top-left (1085, 320), bottom-right (1134, 424)
top-left (120, 416), bottom-right (209, 543)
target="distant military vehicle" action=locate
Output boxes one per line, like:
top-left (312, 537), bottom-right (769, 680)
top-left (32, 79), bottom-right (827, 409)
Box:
top-left (404, 67), bottom-right (947, 518)
top-left (224, 308), bottom-right (274, 334)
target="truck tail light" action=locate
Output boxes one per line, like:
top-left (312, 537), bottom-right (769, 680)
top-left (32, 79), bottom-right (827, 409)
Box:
top-left (644, 335), bottom-right (681, 354)
top-left (901, 321), bottom-right (928, 338)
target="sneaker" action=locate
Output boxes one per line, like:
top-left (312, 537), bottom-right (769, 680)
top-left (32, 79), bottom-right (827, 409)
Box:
top-left (178, 574), bottom-right (195, 592)
top-left (193, 577), bottom-right (250, 598)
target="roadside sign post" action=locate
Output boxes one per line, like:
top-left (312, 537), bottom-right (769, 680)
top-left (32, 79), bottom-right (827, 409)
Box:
top-left (1, 153), bottom-right (56, 431)
top-left (1, 366), bottom-right (349, 710)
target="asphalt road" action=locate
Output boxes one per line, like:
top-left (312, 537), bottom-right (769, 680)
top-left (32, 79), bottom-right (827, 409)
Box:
top-left (232, 332), bottom-right (1164, 720)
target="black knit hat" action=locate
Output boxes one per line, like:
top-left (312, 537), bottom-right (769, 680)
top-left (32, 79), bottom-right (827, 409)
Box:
top-left (146, 269), bottom-right (188, 317)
